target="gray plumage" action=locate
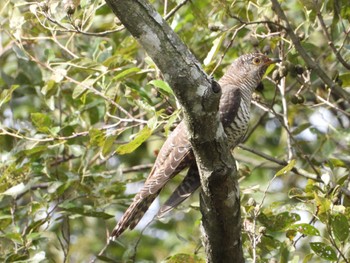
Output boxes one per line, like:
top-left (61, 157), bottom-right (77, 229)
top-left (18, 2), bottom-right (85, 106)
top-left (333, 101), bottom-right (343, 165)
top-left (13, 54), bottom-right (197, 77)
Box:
top-left (111, 53), bottom-right (279, 238)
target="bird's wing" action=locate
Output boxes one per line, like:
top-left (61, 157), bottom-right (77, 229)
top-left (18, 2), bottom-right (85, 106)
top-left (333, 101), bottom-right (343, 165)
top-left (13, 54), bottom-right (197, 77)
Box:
top-left (219, 85), bottom-right (242, 128)
top-left (111, 121), bottom-right (193, 238)
top-left (137, 121), bottom-right (194, 199)
top-left (157, 162), bottom-right (200, 218)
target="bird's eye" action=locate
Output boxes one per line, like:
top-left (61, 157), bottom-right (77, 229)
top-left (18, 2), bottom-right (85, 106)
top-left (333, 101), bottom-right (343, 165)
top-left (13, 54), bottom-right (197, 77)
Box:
top-left (252, 57), bottom-right (261, 65)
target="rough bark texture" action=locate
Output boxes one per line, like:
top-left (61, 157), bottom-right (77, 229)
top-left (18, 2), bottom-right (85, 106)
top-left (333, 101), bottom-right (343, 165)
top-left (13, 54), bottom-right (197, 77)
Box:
top-left (105, 1), bottom-right (244, 262)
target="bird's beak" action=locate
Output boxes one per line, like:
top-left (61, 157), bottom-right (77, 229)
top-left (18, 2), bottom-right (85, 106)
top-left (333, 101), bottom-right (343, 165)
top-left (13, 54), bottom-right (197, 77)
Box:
top-left (265, 57), bottom-right (281, 65)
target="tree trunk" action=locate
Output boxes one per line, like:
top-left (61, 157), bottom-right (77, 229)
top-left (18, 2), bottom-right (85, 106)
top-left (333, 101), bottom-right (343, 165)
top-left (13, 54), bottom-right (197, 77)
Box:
top-left (105, 1), bottom-right (244, 262)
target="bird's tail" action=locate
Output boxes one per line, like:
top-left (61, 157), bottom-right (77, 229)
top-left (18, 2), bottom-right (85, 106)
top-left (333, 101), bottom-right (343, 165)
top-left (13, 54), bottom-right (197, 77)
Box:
top-left (111, 193), bottom-right (159, 238)
top-left (157, 164), bottom-right (200, 218)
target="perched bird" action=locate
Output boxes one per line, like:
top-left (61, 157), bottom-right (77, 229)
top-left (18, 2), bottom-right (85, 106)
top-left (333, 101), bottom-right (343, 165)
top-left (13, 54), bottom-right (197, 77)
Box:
top-left (111, 53), bottom-right (280, 238)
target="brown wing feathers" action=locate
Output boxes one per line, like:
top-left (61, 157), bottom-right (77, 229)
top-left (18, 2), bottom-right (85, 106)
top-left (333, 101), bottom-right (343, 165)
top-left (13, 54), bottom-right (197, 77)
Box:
top-left (111, 122), bottom-right (194, 238)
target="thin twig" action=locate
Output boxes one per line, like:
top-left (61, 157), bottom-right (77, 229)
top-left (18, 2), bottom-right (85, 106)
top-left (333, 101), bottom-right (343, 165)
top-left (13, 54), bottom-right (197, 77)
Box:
top-left (164, 0), bottom-right (190, 21)
top-left (317, 12), bottom-right (350, 70)
top-left (276, 49), bottom-right (293, 160)
top-left (209, 24), bottom-right (246, 76)
top-left (239, 144), bottom-right (321, 181)
top-left (270, 0), bottom-right (350, 101)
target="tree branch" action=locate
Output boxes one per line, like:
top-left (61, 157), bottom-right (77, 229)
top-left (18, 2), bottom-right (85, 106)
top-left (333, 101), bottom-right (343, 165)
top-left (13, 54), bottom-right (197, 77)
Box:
top-left (104, 0), bottom-right (243, 262)
top-left (270, 0), bottom-right (350, 102)
top-left (317, 12), bottom-right (350, 70)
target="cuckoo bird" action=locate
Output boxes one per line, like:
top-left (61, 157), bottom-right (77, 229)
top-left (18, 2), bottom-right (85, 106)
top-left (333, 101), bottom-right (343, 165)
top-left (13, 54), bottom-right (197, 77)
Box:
top-left (111, 53), bottom-right (280, 238)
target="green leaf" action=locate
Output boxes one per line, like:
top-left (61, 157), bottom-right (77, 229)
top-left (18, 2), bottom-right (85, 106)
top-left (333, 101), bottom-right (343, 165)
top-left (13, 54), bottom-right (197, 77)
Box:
top-left (310, 242), bottom-right (337, 261)
top-left (165, 253), bottom-right (205, 263)
top-left (89, 128), bottom-right (105, 147)
top-left (258, 212), bottom-right (300, 231)
top-left (303, 254), bottom-right (314, 263)
top-left (288, 188), bottom-right (313, 200)
top-left (331, 214), bottom-right (349, 242)
top-left (259, 235), bottom-right (282, 254)
top-left (51, 68), bottom-right (67, 83)
top-left (290, 223), bottom-right (320, 236)
top-left (163, 110), bottom-right (181, 136)
top-left (148, 79), bottom-right (174, 95)
top-left (203, 34), bottom-right (226, 66)
top-left (292, 123), bottom-right (311, 135)
top-left (96, 255), bottom-right (118, 263)
top-left (314, 194), bottom-right (331, 221)
top-left (275, 160), bottom-right (296, 176)
top-left (2, 183), bottom-right (28, 197)
top-left (68, 58), bottom-right (108, 73)
top-left (0, 85), bottom-right (19, 108)
top-left (113, 67), bottom-right (141, 81)
top-left (5, 232), bottom-right (22, 243)
top-left (339, 73), bottom-right (350, 87)
top-left (279, 241), bottom-right (290, 263)
top-left (31, 112), bottom-right (52, 133)
top-left (59, 204), bottom-right (114, 219)
top-left (102, 134), bottom-right (119, 157)
top-left (72, 78), bottom-right (95, 99)
top-left (116, 126), bottom-right (152, 155)
top-left (327, 158), bottom-right (347, 168)
top-left (23, 145), bottom-right (47, 157)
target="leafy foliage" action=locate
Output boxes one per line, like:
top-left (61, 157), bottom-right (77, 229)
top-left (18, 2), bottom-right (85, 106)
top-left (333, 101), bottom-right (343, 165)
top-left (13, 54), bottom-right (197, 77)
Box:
top-left (0, 0), bottom-right (350, 262)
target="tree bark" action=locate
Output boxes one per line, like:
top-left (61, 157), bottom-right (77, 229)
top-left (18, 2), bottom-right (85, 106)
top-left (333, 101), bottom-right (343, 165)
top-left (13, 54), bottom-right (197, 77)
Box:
top-left (105, 1), bottom-right (244, 262)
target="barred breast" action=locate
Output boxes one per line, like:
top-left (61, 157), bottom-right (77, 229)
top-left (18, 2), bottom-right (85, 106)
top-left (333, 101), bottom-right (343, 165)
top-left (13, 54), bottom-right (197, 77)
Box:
top-left (219, 84), bottom-right (252, 148)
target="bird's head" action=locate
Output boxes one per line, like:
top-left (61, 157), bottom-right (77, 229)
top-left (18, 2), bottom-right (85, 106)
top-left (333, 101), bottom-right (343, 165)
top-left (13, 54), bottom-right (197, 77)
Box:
top-left (221, 53), bottom-right (280, 89)
top-left (241, 53), bottom-right (280, 77)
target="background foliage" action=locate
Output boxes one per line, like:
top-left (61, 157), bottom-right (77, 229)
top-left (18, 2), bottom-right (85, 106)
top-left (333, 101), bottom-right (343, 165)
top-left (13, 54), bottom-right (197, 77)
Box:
top-left (1, 0), bottom-right (350, 262)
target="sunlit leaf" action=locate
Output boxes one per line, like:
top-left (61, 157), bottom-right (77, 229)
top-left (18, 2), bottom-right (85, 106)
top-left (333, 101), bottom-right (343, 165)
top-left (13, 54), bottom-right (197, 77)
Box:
top-left (51, 68), bottom-right (67, 83)
top-left (289, 223), bottom-right (320, 236)
top-left (303, 254), bottom-right (314, 263)
top-left (0, 85), bottom-right (19, 108)
top-left (292, 123), bottom-right (311, 135)
top-left (2, 183), bottom-right (27, 197)
top-left (275, 160), bottom-right (296, 176)
top-left (165, 253), bottom-right (205, 263)
top-left (113, 67), bottom-right (141, 81)
top-left (73, 78), bottom-right (95, 99)
top-left (89, 128), bottom-right (105, 147)
top-left (314, 194), bottom-right (331, 222)
top-left (149, 79), bottom-right (173, 95)
top-left (116, 126), bottom-right (152, 155)
top-left (204, 34), bottom-right (226, 66)
top-left (31, 113), bottom-right (52, 133)
top-left (339, 73), bottom-right (350, 87)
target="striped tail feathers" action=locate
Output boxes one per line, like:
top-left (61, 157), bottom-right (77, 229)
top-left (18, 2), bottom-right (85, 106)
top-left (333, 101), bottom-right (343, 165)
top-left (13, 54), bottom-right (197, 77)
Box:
top-left (157, 163), bottom-right (201, 218)
top-left (111, 192), bottom-right (159, 238)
